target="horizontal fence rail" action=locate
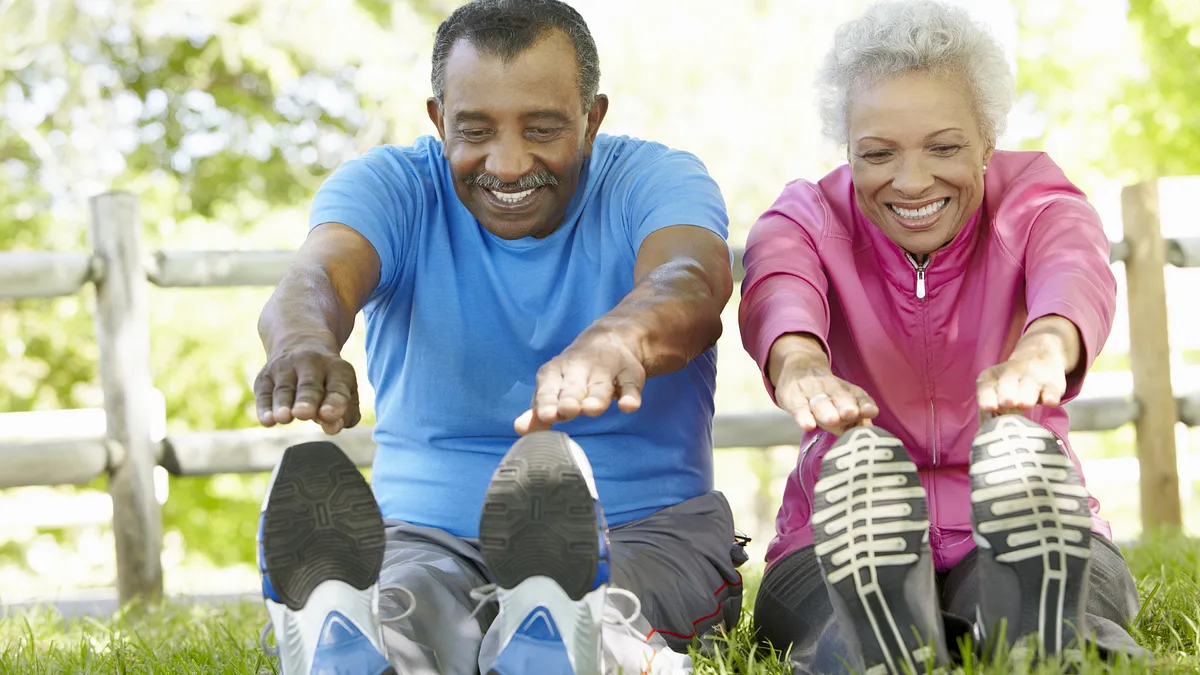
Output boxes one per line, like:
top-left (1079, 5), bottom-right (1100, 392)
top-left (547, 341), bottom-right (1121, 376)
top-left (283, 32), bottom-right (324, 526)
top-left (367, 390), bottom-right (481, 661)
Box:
top-left (3, 393), bottom-right (1197, 489)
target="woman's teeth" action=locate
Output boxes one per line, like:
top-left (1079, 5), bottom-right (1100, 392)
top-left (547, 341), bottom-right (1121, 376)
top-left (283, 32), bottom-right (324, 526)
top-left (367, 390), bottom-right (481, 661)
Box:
top-left (889, 198), bottom-right (949, 220)
top-left (490, 188), bottom-right (535, 203)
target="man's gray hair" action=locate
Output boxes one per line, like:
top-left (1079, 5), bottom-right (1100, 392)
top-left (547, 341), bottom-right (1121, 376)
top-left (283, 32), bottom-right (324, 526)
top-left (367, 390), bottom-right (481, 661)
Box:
top-left (816, 0), bottom-right (1014, 147)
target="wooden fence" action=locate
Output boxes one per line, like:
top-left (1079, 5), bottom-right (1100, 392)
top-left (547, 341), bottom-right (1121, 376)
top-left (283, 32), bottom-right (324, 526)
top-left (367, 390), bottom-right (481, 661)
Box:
top-left (1, 183), bottom-right (1198, 605)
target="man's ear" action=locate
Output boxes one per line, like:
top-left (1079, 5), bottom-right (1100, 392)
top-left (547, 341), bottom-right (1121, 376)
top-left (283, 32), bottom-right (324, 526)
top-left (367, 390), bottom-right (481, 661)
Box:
top-left (582, 94), bottom-right (609, 156)
top-left (427, 97), bottom-right (446, 140)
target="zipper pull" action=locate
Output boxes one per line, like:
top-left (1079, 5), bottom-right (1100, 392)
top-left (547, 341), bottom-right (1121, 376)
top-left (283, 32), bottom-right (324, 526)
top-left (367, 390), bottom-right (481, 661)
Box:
top-left (916, 267), bottom-right (926, 299)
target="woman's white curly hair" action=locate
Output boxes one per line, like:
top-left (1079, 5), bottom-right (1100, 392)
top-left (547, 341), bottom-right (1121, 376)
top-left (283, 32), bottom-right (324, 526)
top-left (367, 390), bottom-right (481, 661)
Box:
top-left (816, 0), bottom-right (1015, 147)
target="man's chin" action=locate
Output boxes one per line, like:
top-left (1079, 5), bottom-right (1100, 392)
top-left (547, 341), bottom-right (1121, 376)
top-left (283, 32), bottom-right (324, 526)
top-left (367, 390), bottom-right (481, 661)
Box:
top-left (476, 215), bottom-right (548, 241)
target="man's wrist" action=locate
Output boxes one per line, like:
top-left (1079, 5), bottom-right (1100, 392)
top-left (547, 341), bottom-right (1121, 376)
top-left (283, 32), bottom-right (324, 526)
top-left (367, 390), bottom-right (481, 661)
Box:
top-left (265, 331), bottom-right (340, 359)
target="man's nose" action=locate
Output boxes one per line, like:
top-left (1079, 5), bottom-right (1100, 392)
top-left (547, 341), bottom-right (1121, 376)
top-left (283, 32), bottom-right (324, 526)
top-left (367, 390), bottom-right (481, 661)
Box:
top-left (483, 133), bottom-right (535, 184)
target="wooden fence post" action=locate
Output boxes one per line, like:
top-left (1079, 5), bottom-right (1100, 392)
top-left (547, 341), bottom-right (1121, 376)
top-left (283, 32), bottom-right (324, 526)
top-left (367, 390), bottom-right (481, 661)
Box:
top-left (90, 192), bottom-right (163, 604)
top-left (1121, 180), bottom-right (1183, 532)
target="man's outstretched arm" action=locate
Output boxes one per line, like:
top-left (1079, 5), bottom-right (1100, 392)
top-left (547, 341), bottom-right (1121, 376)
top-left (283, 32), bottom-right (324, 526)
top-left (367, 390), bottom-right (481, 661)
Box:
top-left (515, 225), bottom-right (732, 434)
top-left (256, 223), bottom-right (380, 434)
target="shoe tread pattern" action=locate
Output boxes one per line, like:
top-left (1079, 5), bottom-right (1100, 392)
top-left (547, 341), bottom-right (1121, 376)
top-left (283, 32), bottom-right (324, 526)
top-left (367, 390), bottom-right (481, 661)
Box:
top-left (479, 432), bottom-right (599, 602)
top-left (812, 427), bottom-right (937, 675)
top-left (970, 415), bottom-right (1092, 653)
top-left (261, 441), bottom-right (385, 611)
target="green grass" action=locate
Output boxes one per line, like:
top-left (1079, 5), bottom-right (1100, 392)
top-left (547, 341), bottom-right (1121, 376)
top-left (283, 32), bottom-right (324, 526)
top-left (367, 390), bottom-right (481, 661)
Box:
top-left (3, 532), bottom-right (1198, 674)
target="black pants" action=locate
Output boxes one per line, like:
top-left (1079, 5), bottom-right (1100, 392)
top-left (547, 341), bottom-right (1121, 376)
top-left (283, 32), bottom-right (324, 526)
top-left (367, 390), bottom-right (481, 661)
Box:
top-left (753, 537), bottom-right (1146, 674)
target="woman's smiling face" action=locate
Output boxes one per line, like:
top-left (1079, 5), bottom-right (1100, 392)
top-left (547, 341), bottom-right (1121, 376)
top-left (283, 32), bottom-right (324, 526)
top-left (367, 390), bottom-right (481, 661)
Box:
top-left (847, 70), bottom-right (993, 258)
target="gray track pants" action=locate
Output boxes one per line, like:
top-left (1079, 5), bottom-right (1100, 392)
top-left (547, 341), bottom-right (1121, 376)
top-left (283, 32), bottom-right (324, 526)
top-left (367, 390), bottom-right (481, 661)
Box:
top-left (753, 536), bottom-right (1147, 674)
top-left (377, 490), bottom-right (746, 674)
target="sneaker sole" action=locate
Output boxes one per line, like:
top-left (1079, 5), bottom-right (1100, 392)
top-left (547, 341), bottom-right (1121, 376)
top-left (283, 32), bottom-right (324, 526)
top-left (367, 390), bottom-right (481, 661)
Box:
top-left (970, 415), bottom-right (1092, 654)
top-left (479, 432), bottom-right (599, 602)
top-left (811, 427), bottom-right (936, 675)
top-left (261, 441), bottom-right (386, 612)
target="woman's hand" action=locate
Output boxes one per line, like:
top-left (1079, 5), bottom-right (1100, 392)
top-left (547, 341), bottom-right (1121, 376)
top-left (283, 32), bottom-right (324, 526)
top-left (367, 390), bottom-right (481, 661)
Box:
top-left (768, 334), bottom-right (879, 436)
top-left (976, 315), bottom-right (1081, 416)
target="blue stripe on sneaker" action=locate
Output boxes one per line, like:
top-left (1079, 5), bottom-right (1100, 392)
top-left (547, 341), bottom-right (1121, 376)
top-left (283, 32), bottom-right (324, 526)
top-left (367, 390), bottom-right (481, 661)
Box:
top-left (256, 517), bottom-right (282, 603)
top-left (590, 507), bottom-right (611, 592)
top-left (490, 607), bottom-right (575, 675)
top-left (310, 611), bottom-right (392, 675)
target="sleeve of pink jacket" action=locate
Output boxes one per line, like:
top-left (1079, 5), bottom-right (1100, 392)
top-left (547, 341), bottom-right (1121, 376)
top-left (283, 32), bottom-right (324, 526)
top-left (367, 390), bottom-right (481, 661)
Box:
top-left (738, 181), bottom-right (831, 402)
top-left (1012, 169), bottom-right (1119, 402)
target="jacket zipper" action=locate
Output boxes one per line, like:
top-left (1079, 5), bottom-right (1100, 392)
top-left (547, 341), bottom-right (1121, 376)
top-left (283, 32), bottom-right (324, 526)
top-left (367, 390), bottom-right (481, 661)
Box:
top-left (905, 252), bottom-right (931, 299)
top-left (906, 253), bottom-right (937, 466)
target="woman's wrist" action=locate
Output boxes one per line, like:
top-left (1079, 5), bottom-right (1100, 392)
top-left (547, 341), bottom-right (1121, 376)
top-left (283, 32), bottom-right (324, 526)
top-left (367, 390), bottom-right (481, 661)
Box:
top-left (767, 333), bottom-right (830, 386)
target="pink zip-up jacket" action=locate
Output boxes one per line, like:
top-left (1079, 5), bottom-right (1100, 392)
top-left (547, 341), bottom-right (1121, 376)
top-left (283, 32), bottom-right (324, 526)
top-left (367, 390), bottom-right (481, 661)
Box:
top-left (739, 150), bottom-right (1118, 572)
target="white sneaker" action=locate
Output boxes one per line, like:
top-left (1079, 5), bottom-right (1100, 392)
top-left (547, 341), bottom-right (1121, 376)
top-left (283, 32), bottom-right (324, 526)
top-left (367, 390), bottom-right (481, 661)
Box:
top-left (258, 441), bottom-right (395, 675)
top-left (477, 431), bottom-right (691, 675)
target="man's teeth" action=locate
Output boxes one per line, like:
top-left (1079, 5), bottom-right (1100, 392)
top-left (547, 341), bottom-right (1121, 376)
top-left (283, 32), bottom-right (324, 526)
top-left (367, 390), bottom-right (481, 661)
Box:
top-left (889, 198), bottom-right (949, 220)
top-left (490, 188), bottom-right (535, 203)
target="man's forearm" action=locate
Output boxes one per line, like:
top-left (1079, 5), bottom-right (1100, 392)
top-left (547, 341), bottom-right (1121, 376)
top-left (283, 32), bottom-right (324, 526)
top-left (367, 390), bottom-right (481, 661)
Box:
top-left (585, 259), bottom-right (726, 378)
top-left (258, 264), bottom-right (355, 358)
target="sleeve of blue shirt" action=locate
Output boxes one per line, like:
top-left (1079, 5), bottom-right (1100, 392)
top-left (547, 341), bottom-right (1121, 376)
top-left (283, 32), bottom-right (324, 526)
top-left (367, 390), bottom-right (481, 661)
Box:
top-left (308, 147), bottom-right (420, 301)
top-left (621, 147), bottom-right (732, 262)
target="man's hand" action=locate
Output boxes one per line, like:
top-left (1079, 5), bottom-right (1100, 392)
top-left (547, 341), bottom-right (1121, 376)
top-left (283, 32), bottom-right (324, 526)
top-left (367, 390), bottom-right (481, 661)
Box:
top-left (514, 330), bottom-right (647, 435)
top-left (254, 346), bottom-right (361, 435)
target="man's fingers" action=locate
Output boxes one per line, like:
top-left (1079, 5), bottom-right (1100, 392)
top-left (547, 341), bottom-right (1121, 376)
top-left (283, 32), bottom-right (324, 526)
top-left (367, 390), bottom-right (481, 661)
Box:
top-left (254, 371), bottom-right (276, 426)
top-left (292, 368), bottom-right (324, 421)
top-left (514, 409), bottom-right (535, 435)
top-left (271, 369), bottom-right (298, 424)
top-left (555, 361), bottom-right (592, 419)
top-left (318, 418), bottom-right (345, 436)
top-left (533, 364), bottom-right (565, 423)
top-left (514, 409), bottom-right (554, 435)
top-left (616, 369), bottom-right (643, 413)
top-left (320, 361), bottom-right (358, 424)
top-left (581, 372), bottom-right (615, 417)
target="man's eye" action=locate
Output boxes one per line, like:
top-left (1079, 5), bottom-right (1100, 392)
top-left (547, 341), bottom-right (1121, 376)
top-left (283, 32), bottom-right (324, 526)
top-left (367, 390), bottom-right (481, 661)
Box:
top-left (460, 129), bottom-right (491, 141)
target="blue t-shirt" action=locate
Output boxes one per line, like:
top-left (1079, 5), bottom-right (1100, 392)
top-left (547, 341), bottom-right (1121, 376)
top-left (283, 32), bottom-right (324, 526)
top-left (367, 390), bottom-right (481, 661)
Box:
top-left (309, 133), bottom-right (730, 538)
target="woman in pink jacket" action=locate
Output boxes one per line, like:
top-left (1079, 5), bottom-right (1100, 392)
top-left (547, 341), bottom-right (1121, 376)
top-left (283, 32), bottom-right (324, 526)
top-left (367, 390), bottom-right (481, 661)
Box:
top-left (740, 2), bottom-right (1145, 673)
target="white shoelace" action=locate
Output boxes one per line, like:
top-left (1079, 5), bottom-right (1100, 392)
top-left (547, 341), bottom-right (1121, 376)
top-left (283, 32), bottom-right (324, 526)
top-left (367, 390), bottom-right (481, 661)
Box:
top-left (466, 582), bottom-right (643, 630)
top-left (259, 586), bottom-right (416, 658)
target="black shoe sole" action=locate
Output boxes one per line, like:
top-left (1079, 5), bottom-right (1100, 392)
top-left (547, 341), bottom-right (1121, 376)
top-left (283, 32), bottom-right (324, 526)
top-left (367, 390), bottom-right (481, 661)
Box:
top-left (261, 441), bottom-right (386, 612)
top-left (970, 415), bottom-right (1093, 655)
top-left (478, 431), bottom-right (600, 602)
top-left (811, 427), bottom-right (940, 675)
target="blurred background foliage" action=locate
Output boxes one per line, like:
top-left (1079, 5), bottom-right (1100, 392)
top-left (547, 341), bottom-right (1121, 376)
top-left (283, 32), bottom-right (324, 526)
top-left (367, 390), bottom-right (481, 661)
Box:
top-left (1, 0), bottom-right (1198, 595)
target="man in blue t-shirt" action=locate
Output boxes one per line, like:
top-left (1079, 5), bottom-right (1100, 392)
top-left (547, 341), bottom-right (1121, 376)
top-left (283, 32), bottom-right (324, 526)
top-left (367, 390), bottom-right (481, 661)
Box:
top-left (251, 2), bottom-right (742, 674)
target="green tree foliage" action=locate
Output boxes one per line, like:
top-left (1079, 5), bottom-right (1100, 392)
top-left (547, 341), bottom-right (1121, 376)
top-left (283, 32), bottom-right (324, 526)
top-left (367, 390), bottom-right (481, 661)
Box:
top-left (1015, 0), bottom-right (1200, 182)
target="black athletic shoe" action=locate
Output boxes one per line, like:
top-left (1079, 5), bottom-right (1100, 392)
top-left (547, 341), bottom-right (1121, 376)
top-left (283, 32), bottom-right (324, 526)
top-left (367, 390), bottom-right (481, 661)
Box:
top-left (478, 431), bottom-right (611, 675)
top-left (257, 441), bottom-right (394, 675)
top-left (970, 415), bottom-right (1093, 660)
top-left (811, 426), bottom-right (949, 675)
